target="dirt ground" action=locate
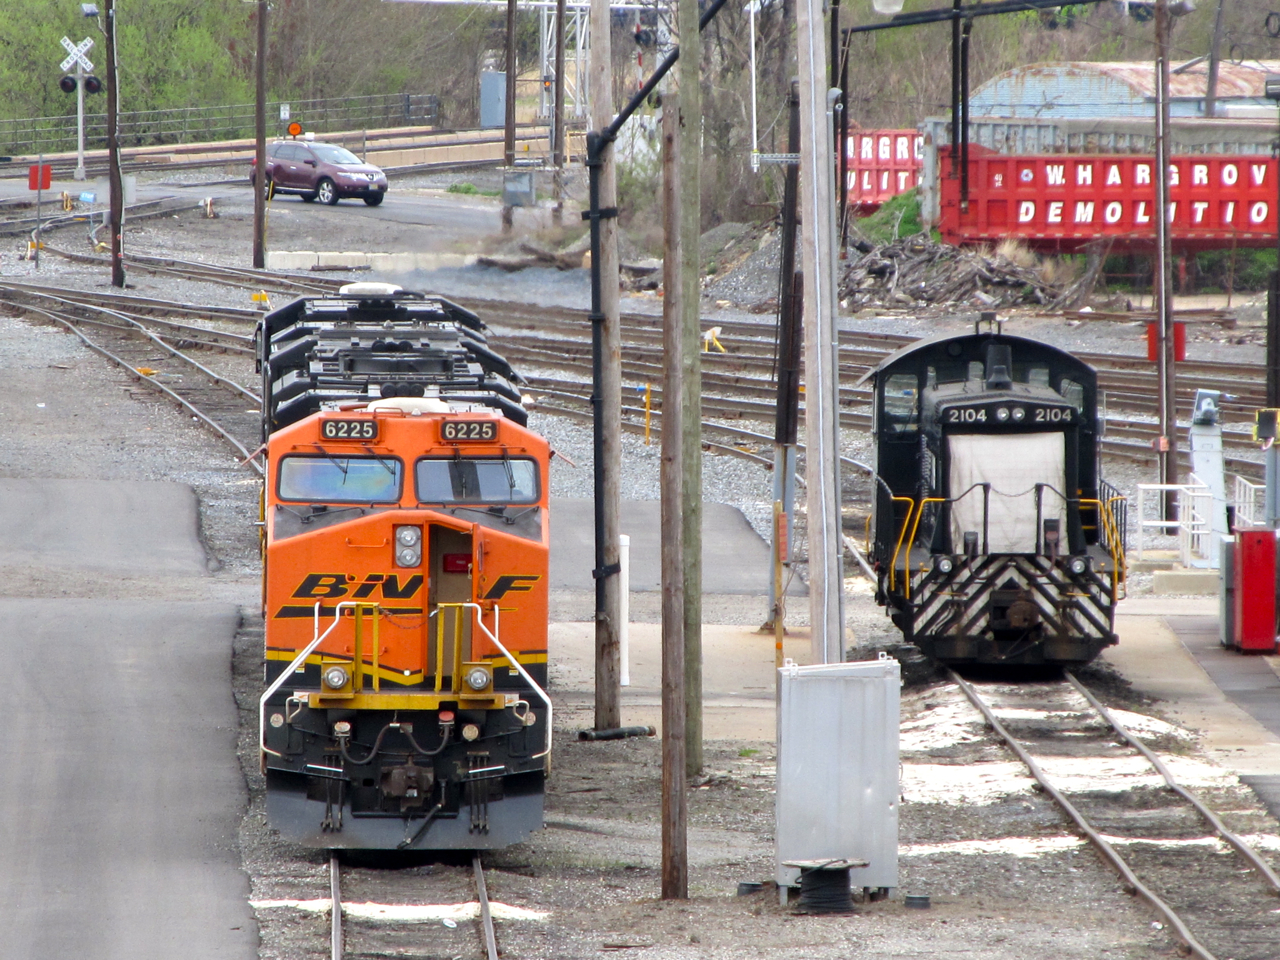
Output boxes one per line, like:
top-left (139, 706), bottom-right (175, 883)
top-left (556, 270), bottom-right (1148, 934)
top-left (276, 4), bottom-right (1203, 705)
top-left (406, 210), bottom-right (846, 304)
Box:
top-left (7, 178), bottom-right (1280, 959)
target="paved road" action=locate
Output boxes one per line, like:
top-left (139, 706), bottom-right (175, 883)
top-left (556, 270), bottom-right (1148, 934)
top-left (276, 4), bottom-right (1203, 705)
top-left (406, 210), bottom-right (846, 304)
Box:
top-left (0, 481), bottom-right (256, 959)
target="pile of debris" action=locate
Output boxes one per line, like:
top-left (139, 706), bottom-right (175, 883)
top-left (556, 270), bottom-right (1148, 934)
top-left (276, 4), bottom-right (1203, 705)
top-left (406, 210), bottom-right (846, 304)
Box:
top-left (840, 234), bottom-right (1068, 311)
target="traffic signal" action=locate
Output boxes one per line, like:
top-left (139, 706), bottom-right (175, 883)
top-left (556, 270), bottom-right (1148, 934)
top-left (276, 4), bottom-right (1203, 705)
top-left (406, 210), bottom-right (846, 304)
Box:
top-left (59, 75), bottom-right (76, 93)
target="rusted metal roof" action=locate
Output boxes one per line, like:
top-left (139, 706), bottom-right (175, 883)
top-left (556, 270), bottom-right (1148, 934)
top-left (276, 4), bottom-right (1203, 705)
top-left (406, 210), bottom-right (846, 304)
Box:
top-left (1067, 60), bottom-right (1280, 99)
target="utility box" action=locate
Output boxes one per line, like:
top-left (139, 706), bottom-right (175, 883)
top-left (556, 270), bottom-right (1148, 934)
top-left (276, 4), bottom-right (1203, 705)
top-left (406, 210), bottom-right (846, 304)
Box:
top-left (1219, 535), bottom-right (1235, 649)
top-left (1230, 527), bottom-right (1278, 652)
top-left (775, 656), bottom-right (899, 897)
top-left (502, 170), bottom-right (535, 207)
top-left (479, 71), bottom-right (506, 129)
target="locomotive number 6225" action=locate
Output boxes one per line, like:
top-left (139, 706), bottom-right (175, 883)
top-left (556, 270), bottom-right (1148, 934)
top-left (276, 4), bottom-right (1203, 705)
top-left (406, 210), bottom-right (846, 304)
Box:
top-left (441, 420), bottom-right (498, 442)
top-left (321, 419), bottom-right (378, 440)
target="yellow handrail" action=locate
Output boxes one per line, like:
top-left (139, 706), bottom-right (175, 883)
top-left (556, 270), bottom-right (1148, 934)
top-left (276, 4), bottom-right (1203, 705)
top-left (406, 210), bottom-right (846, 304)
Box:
top-left (903, 498), bottom-right (947, 600)
top-left (887, 495), bottom-right (918, 592)
top-left (1079, 496), bottom-right (1127, 595)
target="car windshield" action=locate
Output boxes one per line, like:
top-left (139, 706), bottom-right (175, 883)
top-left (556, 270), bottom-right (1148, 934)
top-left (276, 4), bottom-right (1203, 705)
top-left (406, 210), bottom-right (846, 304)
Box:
top-left (278, 455), bottom-right (401, 502)
top-left (310, 144), bottom-right (363, 165)
top-left (416, 457), bottom-right (538, 504)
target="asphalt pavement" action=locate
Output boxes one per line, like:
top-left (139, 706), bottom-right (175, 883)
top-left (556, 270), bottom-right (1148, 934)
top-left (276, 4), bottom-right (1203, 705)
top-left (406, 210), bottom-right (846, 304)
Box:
top-left (0, 480), bottom-right (256, 957)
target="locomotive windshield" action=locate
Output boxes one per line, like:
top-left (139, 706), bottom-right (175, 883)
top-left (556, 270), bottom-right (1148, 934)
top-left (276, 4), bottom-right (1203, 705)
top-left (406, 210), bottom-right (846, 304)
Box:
top-left (278, 455), bottom-right (402, 502)
top-left (416, 457), bottom-right (539, 504)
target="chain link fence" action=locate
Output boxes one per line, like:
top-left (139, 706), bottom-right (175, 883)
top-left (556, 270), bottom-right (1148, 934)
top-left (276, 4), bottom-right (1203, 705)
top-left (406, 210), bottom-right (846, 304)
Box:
top-left (0, 93), bottom-right (439, 158)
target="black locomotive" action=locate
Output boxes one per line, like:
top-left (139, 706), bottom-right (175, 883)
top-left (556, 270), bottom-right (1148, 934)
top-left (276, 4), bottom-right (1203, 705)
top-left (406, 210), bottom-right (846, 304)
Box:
top-left (863, 328), bottom-right (1126, 666)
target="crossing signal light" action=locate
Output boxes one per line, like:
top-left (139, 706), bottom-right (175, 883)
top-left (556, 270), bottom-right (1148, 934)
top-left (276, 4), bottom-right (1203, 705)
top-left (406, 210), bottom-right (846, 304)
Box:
top-left (59, 75), bottom-right (77, 93)
top-left (83, 75), bottom-right (102, 94)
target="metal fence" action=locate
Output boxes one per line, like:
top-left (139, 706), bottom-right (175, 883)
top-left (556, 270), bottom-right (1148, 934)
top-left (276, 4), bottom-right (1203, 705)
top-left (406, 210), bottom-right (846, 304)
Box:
top-left (0, 93), bottom-right (439, 158)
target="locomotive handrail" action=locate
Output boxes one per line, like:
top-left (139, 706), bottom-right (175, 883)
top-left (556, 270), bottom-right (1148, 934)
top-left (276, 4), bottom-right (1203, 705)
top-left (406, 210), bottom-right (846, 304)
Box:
top-left (899, 497), bottom-right (948, 600)
top-left (444, 602), bottom-right (554, 763)
top-left (1079, 497), bottom-right (1128, 594)
top-left (259, 600), bottom-right (369, 768)
top-left (887, 494), bottom-right (918, 592)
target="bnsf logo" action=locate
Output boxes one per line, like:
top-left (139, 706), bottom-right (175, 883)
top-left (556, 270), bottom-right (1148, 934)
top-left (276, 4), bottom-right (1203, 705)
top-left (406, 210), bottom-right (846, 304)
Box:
top-left (288, 573), bottom-right (542, 601)
top-left (292, 573), bottom-right (422, 600)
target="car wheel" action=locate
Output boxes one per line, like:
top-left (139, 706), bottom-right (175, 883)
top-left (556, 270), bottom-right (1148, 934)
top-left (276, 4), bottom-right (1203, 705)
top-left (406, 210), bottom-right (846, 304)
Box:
top-left (301, 192), bottom-right (318, 203)
top-left (363, 193), bottom-right (384, 207)
top-left (316, 178), bottom-right (338, 205)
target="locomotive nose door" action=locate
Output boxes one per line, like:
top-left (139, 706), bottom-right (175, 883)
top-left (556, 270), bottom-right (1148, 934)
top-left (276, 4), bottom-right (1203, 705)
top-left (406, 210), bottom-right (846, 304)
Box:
top-left (427, 524), bottom-right (475, 686)
top-left (947, 431), bottom-right (1067, 554)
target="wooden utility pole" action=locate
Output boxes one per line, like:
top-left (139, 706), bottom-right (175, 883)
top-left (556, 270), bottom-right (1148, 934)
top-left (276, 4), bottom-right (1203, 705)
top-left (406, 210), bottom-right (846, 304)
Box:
top-left (588, 0), bottom-right (623, 731)
top-left (797, 0), bottom-right (846, 662)
top-left (252, 0), bottom-right (267, 269)
top-left (104, 0), bottom-right (124, 288)
top-left (552, 0), bottom-right (567, 224)
top-left (502, 0), bottom-right (518, 234)
top-left (1155, 0), bottom-right (1180, 515)
top-left (678, 0), bottom-right (704, 778)
top-left (660, 92), bottom-right (688, 901)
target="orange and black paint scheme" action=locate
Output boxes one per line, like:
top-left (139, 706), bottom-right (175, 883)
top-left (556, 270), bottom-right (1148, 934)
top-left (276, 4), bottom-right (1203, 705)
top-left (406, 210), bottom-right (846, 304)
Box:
top-left (260, 397), bottom-right (551, 849)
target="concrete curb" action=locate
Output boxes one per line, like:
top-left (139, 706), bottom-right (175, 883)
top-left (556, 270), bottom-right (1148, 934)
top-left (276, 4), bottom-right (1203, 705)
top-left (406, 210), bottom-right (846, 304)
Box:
top-left (266, 251), bottom-right (478, 273)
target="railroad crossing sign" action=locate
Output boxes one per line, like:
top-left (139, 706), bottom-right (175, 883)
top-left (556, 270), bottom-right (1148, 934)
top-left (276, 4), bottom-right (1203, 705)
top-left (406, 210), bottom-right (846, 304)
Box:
top-left (59, 36), bottom-right (94, 73)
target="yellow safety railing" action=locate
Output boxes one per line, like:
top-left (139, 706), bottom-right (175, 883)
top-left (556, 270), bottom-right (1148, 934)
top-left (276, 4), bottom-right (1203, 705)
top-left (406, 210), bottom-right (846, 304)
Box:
top-left (1080, 496), bottom-right (1127, 594)
top-left (432, 602), bottom-right (470, 693)
top-left (887, 495), bottom-right (918, 592)
top-left (902, 498), bottom-right (947, 600)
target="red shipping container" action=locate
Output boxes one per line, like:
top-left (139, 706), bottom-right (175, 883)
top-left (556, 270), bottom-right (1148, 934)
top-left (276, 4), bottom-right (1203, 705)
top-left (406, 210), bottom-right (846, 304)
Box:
top-left (1232, 528), bottom-right (1278, 652)
top-left (1145, 322), bottom-right (1186, 362)
top-left (847, 129), bottom-right (922, 212)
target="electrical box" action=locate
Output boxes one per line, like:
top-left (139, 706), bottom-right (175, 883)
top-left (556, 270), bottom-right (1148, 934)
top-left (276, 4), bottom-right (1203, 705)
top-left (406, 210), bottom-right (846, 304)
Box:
top-left (775, 656), bottom-right (899, 895)
top-left (1230, 527), bottom-right (1278, 653)
top-left (1219, 535), bottom-right (1235, 649)
top-left (479, 71), bottom-right (506, 129)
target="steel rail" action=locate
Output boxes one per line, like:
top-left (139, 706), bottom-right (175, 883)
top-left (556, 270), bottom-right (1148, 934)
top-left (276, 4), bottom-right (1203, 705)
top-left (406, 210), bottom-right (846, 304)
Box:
top-left (330, 855), bottom-right (343, 960)
top-left (1065, 671), bottom-right (1280, 896)
top-left (947, 669), bottom-right (1219, 960)
top-left (10, 301), bottom-right (264, 475)
top-left (473, 855), bottom-right (498, 960)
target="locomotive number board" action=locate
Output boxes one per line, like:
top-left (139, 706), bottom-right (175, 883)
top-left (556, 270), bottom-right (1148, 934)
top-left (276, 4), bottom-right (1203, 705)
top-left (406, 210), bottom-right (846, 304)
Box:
top-left (945, 405), bottom-right (1073, 425)
top-left (321, 418), bottom-right (378, 441)
top-left (441, 420), bottom-right (498, 442)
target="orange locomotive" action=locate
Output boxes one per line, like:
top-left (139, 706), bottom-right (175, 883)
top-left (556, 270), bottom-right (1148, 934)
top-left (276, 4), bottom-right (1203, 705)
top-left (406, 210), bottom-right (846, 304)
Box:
top-left (257, 286), bottom-right (550, 850)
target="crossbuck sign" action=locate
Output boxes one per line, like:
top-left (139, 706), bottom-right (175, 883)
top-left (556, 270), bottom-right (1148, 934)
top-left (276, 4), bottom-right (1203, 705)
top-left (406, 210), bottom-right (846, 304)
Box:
top-left (60, 36), bottom-right (93, 73)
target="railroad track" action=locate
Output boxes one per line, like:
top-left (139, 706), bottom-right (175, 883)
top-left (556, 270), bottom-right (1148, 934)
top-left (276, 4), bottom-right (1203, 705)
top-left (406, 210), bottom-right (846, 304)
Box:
top-left (0, 284), bottom-right (265, 471)
top-left (947, 670), bottom-right (1280, 960)
top-left (326, 853), bottom-right (500, 960)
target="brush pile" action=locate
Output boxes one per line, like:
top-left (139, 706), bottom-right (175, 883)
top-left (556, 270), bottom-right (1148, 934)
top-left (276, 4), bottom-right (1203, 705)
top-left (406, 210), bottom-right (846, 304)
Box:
top-left (839, 235), bottom-right (1066, 311)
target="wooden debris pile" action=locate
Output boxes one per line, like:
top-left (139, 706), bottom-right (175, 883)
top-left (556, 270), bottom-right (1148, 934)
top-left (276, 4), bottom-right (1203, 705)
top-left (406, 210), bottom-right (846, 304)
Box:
top-left (839, 236), bottom-right (1063, 310)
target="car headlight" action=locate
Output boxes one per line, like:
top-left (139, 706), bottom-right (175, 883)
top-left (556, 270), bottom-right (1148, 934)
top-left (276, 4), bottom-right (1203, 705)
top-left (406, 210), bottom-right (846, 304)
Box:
top-left (324, 665), bottom-right (349, 689)
top-left (466, 666), bottom-right (491, 691)
top-left (1067, 556), bottom-right (1088, 575)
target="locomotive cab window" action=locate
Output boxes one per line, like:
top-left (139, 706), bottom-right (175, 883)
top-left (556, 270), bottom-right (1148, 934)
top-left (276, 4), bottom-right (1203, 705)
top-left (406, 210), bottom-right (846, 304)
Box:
top-left (881, 373), bottom-right (919, 435)
top-left (416, 457), bottom-right (539, 504)
top-left (1059, 378), bottom-right (1086, 412)
top-left (277, 455), bottom-right (402, 503)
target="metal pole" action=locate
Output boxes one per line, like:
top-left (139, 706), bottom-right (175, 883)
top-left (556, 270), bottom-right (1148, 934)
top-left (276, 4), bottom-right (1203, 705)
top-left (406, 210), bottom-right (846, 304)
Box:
top-left (503, 0), bottom-right (517, 234)
top-left (75, 61), bottom-right (86, 182)
top-left (1205, 0), bottom-right (1226, 119)
top-left (588, 0), bottom-right (622, 732)
top-left (253, 0), bottom-right (267, 269)
top-left (838, 31), bottom-right (849, 245)
top-left (960, 16), bottom-right (971, 211)
top-left (1155, 0), bottom-right (1179, 516)
top-left (659, 90), bottom-right (688, 901)
top-left (552, 0), bottom-right (567, 223)
top-left (797, 0), bottom-right (845, 662)
top-left (949, 0), bottom-right (960, 180)
top-left (104, 0), bottom-right (124, 289)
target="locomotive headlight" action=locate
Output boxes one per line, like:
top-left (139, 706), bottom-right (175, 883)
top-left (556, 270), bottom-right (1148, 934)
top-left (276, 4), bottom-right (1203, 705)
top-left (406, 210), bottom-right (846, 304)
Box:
top-left (996, 407), bottom-right (1010, 422)
top-left (461, 723), bottom-right (481, 742)
top-left (1011, 407), bottom-right (1026, 422)
top-left (394, 525), bottom-right (422, 568)
top-left (934, 557), bottom-right (954, 574)
top-left (1067, 556), bottom-right (1089, 575)
top-left (465, 666), bottom-right (492, 691)
top-left (323, 665), bottom-right (350, 689)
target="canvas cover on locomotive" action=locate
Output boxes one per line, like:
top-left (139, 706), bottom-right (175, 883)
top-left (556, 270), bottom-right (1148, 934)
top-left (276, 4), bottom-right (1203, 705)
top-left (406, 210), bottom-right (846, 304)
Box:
top-left (261, 403), bottom-right (551, 848)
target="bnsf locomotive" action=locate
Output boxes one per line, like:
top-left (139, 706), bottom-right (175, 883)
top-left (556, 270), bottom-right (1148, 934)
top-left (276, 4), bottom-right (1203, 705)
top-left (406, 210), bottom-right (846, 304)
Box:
top-left (864, 328), bottom-right (1127, 666)
top-left (256, 284), bottom-right (550, 849)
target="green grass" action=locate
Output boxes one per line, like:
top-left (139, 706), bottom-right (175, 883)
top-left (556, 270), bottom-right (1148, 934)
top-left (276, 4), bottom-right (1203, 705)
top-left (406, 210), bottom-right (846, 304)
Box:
top-left (852, 189), bottom-right (929, 245)
top-left (447, 182), bottom-right (501, 198)
top-left (738, 748), bottom-right (759, 758)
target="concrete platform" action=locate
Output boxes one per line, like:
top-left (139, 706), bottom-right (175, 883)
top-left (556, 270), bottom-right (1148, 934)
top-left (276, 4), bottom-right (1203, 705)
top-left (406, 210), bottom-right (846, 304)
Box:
top-left (550, 622), bottom-right (818, 741)
top-left (550, 498), bottom-right (805, 596)
top-left (1151, 568), bottom-right (1219, 595)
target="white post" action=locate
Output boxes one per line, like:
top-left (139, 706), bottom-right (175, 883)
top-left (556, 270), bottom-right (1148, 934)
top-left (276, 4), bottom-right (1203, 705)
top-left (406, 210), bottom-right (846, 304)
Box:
top-left (748, 0), bottom-right (759, 172)
top-left (619, 533), bottom-right (630, 686)
top-left (75, 60), bottom-right (86, 181)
